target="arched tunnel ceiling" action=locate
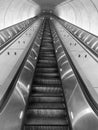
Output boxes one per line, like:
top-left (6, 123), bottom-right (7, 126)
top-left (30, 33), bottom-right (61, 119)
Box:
top-left (0, 0), bottom-right (98, 36)
top-left (32, 0), bottom-right (69, 9)
top-left (54, 0), bottom-right (98, 35)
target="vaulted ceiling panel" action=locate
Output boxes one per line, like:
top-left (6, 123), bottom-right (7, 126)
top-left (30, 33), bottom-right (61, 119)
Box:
top-left (32, 0), bottom-right (67, 9)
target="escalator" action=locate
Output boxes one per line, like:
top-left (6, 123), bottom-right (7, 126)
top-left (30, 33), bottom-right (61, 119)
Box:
top-left (23, 18), bottom-right (71, 130)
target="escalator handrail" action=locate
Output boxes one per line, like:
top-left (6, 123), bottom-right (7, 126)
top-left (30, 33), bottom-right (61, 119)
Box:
top-left (56, 17), bottom-right (98, 61)
top-left (0, 16), bottom-right (38, 53)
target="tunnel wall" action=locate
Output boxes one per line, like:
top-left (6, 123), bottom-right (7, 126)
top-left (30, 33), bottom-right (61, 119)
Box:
top-left (0, 0), bottom-right (40, 30)
top-left (55, 0), bottom-right (98, 36)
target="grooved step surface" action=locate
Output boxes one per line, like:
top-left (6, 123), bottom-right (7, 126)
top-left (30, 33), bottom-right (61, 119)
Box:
top-left (24, 125), bottom-right (69, 130)
top-left (29, 96), bottom-right (64, 103)
top-left (28, 103), bottom-right (65, 109)
top-left (26, 109), bottom-right (66, 118)
top-left (25, 118), bottom-right (68, 125)
top-left (23, 18), bottom-right (70, 130)
top-left (35, 72), bottom-right (59, 78)
top-left (36, 68), bottom-right (58, 73)
top-left (34, 78), bottom-right (61, 85)
top-left (32, 86), bottom-right (63, 93)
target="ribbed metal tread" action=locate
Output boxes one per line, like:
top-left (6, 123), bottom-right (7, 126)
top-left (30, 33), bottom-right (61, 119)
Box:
top-left (37, 62), bottom-right (56, 65)
top-left (30, 93), bottom-right (63, 97)
top-left (43, 37), bottom-right (52, 40)
top-left (36, 68), bottom-right (58, 73)
top-left (28, 103), bottom-right (65, 109)
top-left (25, 118), bottom-right (68, 125)
top-left (42, 44), bottom-right (53, 47)
top-left (40, 54), bottom-right (55, 57)
top-left (43, 34), bottom-right (51, 36)
top-left (43, 38), bottom-right (52, 42)
top-left (41, 49), bottom-right (54, 52)
top-left (37, 63), bottom-right (57, 68)
top-left (24, 125), bottom-right (69, 130)
top-left (34, 78), bottom-right (61, 85)
top-left (35, 72), bottom-right (59, 77)
top-left (32, 86), bottom-right (63, 93)
top-left (29, 96), bottom-right (64, 103)
top-left (40, 51), bottom-right (55, 55)
top-left (40, 47), bottom-right (53, 49)
top-left (38, 57), bottom-right (56, 61)
top-left (38, 56), bottom-right (55, 60)
top-left (41, 47), bottom-right (53, 50)
top-left (42, 41), bottom-right (53, 44)
top-left (40, 50), bottom-right (54, 52)
top-left (26, 109), bottom-right (66, 118)
top-left (38, 57), bottom-right (56, 60)
top-left (42, 40), bottom-right (53, 43)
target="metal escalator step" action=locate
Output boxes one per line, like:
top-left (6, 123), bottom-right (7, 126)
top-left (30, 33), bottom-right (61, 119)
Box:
top-left (38, 58), bottom-right (56, 62)
top-left (36, 63), bottom-right (57, 68)
top-left (39, 53), bottom-right (55, 56)
top-left (42, 39), bottom-right (52, 42)
top-left (26, 109), bottom-right (66, 118)
top-left (40, 59), bottom-right (56, 63)
top-left (28, 103), bottom-right (65, 109)
top-left (41, 47), bottom-right (53, 50)
top-left (38, 59), bottom-right (56, 64)
top-left (42, 46), bottom-right (53, 49)
top-left (37, 62), bottom-right (56, 65)
top-left (32, 84), bottom-right (62, 89)
top-left (39, 52), bottom-right (54, 56)
top-left (42, 42), bottom-right (53, 44)
top-left (29, 96), bottom-right (64, 103)
top-left (41, 48), bottom-right (53, 51)
top-left (41, 46), bottom-right (53, 48)
top-left (40, 50), bottom-right (54, 52)
top-left (31, 93), bottom-right (63, 97)
top-left (40, 50), bottom-right (55, 55)
top-left (24, 125), bottom-right (69, 130)
top-left (32, 86), bottom-right (63, 93)
top-left (39, 51), bottom-right (54, 57)
top-left (36, 68), bottom-right (58, 73)
top-left (41, 47), bottom-right (53, 49)
top-left (40, 50), bottom-right (54, 53)
top-left (38, 56), bottom-right (55, 60)
top-left (25, 117), bottom-right (68, 125)
top-left (34, 78), bottom-right (61, 85)
top-left (43, 37), bottom-right (52, 40)
top-left (35, 73), bottom-right (59, 78)
top-left (42, 44), bottom-right (53, 47)
top-left (44, 34), bottom-right (51, 37)
top-left (43, 35), bottom-right (51, 38)
top-left (42, 41), bottom-right (53, 44)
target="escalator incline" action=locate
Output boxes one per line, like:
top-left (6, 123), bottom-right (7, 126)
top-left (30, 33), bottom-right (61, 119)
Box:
top-left (23, 19), bottom-right (71, 130)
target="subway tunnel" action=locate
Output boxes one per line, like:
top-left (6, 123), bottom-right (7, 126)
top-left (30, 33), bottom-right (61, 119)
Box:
top-left (0, 0), bottom-right (98, 130)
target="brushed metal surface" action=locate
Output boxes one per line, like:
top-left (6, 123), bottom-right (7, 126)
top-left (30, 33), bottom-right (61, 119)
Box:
top-left (0, 18), bottom-right (43, 130)
top-left (51, 19), bottom-right (98, 130)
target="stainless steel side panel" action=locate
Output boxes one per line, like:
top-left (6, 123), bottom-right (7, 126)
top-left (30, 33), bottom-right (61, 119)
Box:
top-left (51, 21), bottom-right (98, 130)
top-left (0, 19), bottom-right (44, 130)
top-left (68, 85), bottom-right (98, 130)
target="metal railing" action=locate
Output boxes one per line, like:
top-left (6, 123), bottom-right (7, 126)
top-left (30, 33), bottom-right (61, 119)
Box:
top-left (58, 18), bottom-right (98, 59)
top-left (0, 17), bottom-right (37, 51)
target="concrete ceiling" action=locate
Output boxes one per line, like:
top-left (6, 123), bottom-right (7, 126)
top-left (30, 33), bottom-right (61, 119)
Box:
top-left (32, 0), bottom-right (66, 9)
